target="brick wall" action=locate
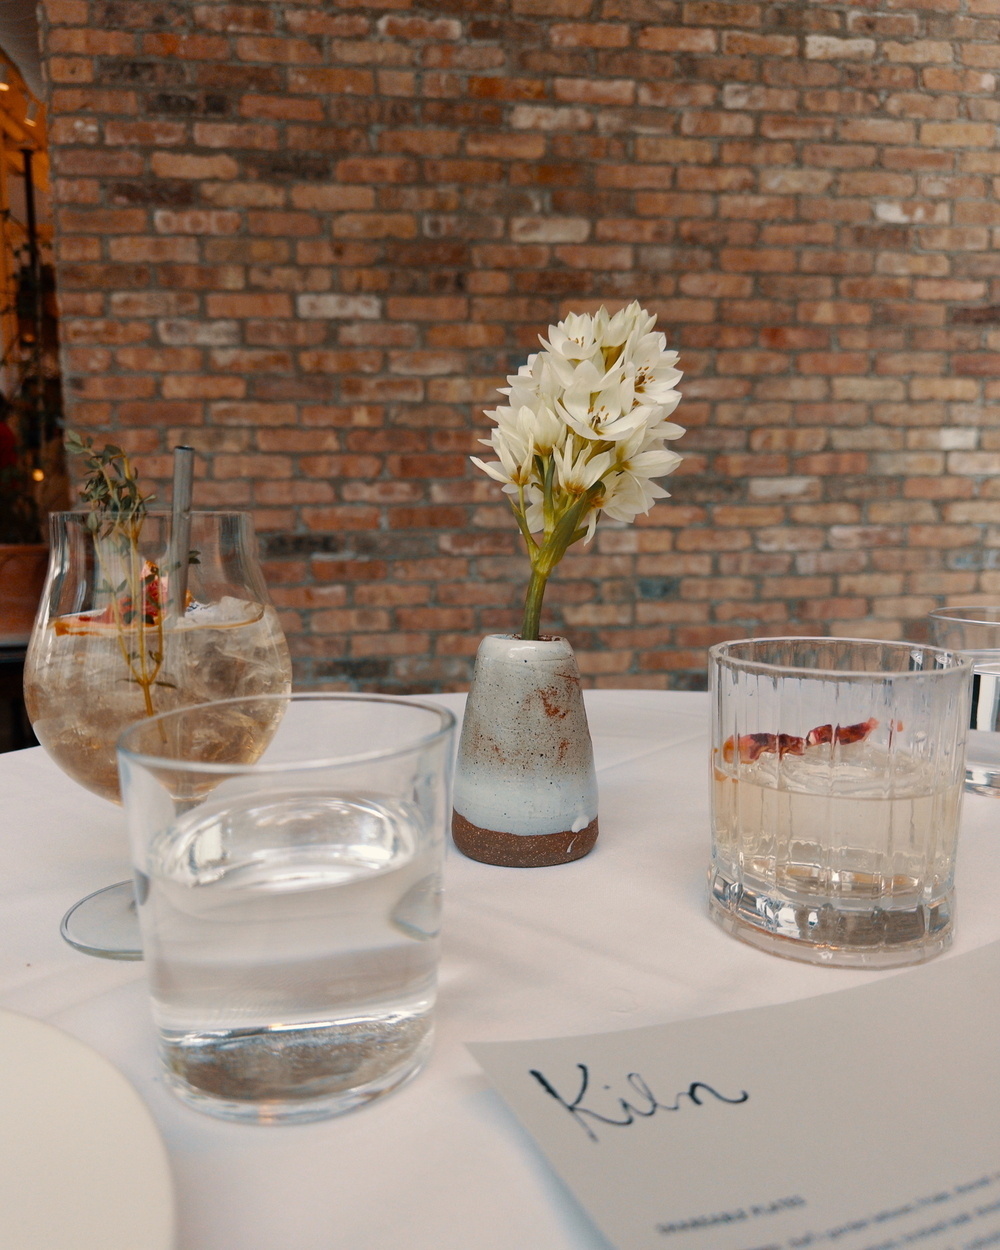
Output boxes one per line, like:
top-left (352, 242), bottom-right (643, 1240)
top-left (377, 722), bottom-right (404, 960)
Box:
top-left (37, 0), bottom-right (1000, 692)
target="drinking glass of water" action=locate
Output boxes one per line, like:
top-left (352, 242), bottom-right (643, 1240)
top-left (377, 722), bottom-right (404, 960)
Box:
top-left (708, 638), bottom-right (972, 969)
top-left (929, 606), bottom-right (1000, 797)
top-left (117, 692), bottom-right (456, 1124)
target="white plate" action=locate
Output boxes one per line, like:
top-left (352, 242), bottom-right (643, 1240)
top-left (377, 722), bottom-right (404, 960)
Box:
top-left (0, 1007), bottom-right (175, 1249)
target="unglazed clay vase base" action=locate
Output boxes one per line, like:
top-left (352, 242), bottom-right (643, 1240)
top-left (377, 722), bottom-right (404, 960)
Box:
top-left (452, 634), bottom-right (599, 868)
top-left (452, 811), bottom-right (598, 868)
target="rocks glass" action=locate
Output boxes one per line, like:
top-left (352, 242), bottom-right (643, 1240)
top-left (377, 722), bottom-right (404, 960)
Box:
top-left (708, 638), bottom-right (972, 969)
top-left (929, 606), bottom-right (1000, 796)
top-left (117, 693), bottom-right (456, 1124)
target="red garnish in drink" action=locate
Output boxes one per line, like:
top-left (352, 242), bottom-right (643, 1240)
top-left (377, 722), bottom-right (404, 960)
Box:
top-left (722, 717), bottom-right (878, 764)
top-left (830, 717), bottom-right (878, 746)
top-left (52, 561), bottom-right (190, 636)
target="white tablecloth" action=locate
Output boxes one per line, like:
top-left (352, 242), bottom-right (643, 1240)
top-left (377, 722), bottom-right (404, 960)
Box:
top-left (3, 690), bottom-right (1000, 1250)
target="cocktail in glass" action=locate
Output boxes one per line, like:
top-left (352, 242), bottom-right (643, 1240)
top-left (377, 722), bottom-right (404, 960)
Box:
top-left (709, 638), bottom-right (971, 968)
top-left (24, 510), bottom-right (292, 958)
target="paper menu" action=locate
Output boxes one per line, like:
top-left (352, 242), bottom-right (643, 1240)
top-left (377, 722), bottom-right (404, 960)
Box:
top-left (469, 942), bottom-right (1000, 1250)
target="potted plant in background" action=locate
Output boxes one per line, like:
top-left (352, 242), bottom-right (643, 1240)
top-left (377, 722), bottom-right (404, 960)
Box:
top-left (452, 302), bottom-right (685, 867)
top-left (0, 388), bottom-right (63, 644)
top-left (0, 206), bottom-right (68, 644)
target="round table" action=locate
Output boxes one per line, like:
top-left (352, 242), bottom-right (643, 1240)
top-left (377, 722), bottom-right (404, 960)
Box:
top-left (3, 690), bottom-right (999, 1250)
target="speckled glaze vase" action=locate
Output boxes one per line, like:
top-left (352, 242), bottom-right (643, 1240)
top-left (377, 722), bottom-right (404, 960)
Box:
top-left (452, 634), bottom-right (599, 867)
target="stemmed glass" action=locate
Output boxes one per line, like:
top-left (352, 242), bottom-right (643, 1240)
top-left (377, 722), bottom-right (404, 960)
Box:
top-left (23, 509), bottom-right (292, 958)
top-left (929, 605), bottom-right (1000, 796)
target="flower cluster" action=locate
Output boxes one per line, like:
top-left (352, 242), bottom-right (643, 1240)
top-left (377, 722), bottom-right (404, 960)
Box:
top-left (471, 302), bottom-right (684, 638)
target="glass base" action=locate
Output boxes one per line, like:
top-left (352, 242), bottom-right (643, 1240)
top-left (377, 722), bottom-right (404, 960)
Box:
top-left (60, 880), bottom-right (144, 961)
top-left (160, 1023), bottom-right (433, 1124)
top-left (708, 870), bottom-right (953, 969)
top-left (965, 766), bottom-right (1000, 797)
top-left (963, 731), bottom-right (1000, 796)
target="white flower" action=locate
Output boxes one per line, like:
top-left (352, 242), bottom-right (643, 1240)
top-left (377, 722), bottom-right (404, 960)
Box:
top-left (599, 471), bottom-right (669, 532)
top-left (600, 430), bottom-right (684, 525)
top-left (472, 302), bottom-right (684, 547)
top-left (553, 442), bottom-right (612, 496)
top-left (602, 302), bottom-right (655, 348)
top-left (523, 483), bottom-right (545, 534)
top-left (495, 402), bottom-right (563, 457)
top-left (470, 419), bottom-right (533, 491)
top-left (557, 362), bottom-right (651, 443)
top-left (540, 312), bottom-right (601, 362)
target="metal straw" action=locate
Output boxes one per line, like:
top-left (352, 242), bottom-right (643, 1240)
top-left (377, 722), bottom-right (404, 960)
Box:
top-left (168, 446), bottom-right (195, 621)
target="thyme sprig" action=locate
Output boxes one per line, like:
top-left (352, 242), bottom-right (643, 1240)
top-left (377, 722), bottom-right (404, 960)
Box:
top-left (65, 431), bottom-right (153, 537)
top-left (66, 433), bottom-right (163, 716)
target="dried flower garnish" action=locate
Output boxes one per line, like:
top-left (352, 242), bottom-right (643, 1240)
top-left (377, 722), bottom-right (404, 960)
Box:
top-left (722, 718), bottom-right (878, 765)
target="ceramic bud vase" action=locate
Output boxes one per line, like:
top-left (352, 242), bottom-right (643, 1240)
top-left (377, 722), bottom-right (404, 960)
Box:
top-left (452, 634), bottom-right (599, 867)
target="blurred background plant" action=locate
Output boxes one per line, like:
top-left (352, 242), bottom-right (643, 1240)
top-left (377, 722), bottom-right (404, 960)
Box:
top-left (0, 192), bottom-right (67, 545)
top-left (0, 13), bottom-right (69, 551)
top-left (0, 50), bottom-right (68, 746)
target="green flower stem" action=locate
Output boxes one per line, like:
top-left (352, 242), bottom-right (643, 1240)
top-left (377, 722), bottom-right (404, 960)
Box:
top-left (520, 564), bottom-right (550, 642)
top-left (509, 487), bottom-right (538, 556)
top-left (519, 481), bottom-right (604, 640)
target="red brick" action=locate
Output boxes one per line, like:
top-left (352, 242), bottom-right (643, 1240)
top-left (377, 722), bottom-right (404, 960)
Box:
top-left (722, 85), bottom-right (798, 111)
top-left (719, 248), bottom-right (796, 273)
top-left (143, 32), bottom-right (230, 58)
top-left (332, 214), bottom-right (417, 239)
top-left (206, 294), bottom-right (293, 319)
top-left (377, 15), bottom-right (460, 39)
top-left (922, 121), bottom-right (997, 146)
top-left (683, 3), bottom-right (762, 27)
top-left (554, 78), bottom-right (635, 106)
top-left (153, 210), bottom-right (241, 235)
top-left (638, 26), bottom-right (717, 52)
top-left (235, 35), bottom-right (322, 63)
top-left (193, 122), bottom-right (279, 150)
top-left (48, 28), bottom-right (136, 54)
top-left (59, 207), bottom-right (147, 234)
top-left (46, 0), bottom-right (88, 20)
top-left (550, 23), bottom-right (630, 47)
top-left (722, 32), bottom-right (797, 56)
top-left (508, 104), bottom-right (593, 131)
top-left (385, 296), bottom-right (469, 321)
top-left (806, 35), bottom-right (876, 61)
top-left (149, 153), bottom-right (239, 180)
top-left (103, 120), bottom-right (187, 147)
top-left (885, 40), bottom-right (954, 64)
